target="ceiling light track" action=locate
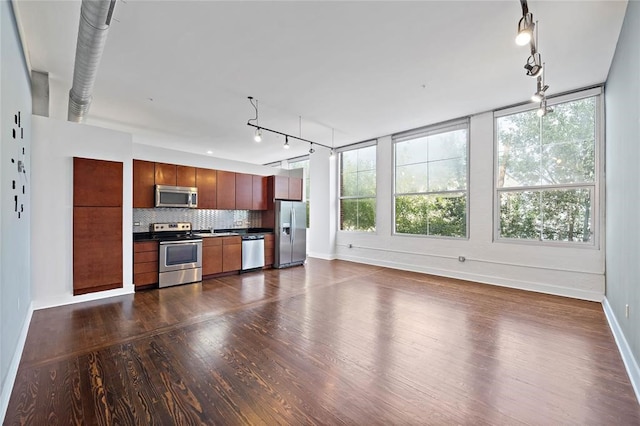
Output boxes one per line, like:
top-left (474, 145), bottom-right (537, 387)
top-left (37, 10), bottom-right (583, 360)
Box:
top-left (515, 0), bottom-right (552, 116)
top-left (246, 97), bottom-right (333, 153)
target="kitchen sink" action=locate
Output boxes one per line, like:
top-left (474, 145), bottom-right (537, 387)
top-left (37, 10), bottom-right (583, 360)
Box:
top-left (193, 232), bottom-right (239, 238)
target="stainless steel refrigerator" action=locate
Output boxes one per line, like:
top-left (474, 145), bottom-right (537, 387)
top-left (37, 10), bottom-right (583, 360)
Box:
top-left (274, 200), bottom-right (307, 268)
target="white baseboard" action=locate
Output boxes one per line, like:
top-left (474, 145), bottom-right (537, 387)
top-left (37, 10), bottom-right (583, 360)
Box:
top-left (0, 301), bottom-right (34, 422)
top-left (336, 253), bottom-right (603, 302)
top-left (603, 297), bottom-right (640, 404)
top-left (33, 285), bottom-right (134, 311)
top-left (307, 252), bottom-right (336, 261)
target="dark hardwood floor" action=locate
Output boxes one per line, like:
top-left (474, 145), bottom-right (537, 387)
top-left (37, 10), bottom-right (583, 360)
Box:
top-left (5, 259), bottom-right (640, 425)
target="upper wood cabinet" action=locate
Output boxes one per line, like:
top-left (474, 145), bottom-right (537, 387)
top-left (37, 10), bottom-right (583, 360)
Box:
top-left (252, 175), bottom-right (267, 210)
top-left (217, 170), bottom-right (236, 210)
top-left (289, 177), bottom-right (303, 201)
top-left (154, 163), bottom-right (177, 186)
top-left (271, 175), bottom-right (303, 202)
top-left (133, 159), bottom-right (155, 208)
top-left (177, 165), bottom-right (196, 187)
top-left (74, 157), bottom-right (123, 207)
top-left (235, 173), bottom-right (253, 210)
top-left (155, 163), bottom-right (196, 187)
top-left (196, 168), bottom-right (217, 209)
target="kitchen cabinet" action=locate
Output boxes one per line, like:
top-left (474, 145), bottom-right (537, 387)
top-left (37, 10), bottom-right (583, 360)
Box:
top-left (196, 168), bottom-right (217, 209)
top-left (74, 207), bottom-right (123, 295)
top-left (133, 159), bottom-right (155, 208)
top-left (235, 173), bottom-right (253, 210)
top-left (269, 175), bottom-right (303, 203)
top-left (264, 233), bottom-right (274, 267)
top-left (202, 237), bottom-right (223, 276)
top-left (155, 163), bottom-right (196, 187)
top-left (74, 157), bottom-right (122, 207)
top-left (155, 163), bottom-right (177, 186)
top-left (222, 236), bottom-right (242, 272)
top-left (252, 175), bottom-right (267, 210)
top-left (177, 165), bottom-right (196, 187)
top-left (133, 241), bottom-right (159, 288)
top-left (217, 170), bottom-right (236, 210)
top-left (73, 158), bottom-right (123, 296)
top-left (289, 177), bottom-right (303, 201)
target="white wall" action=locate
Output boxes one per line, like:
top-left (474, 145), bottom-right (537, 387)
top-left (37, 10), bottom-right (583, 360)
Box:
top-left (604, 0), bottom-right (640, 398)
top-left (308, 146), bottom-right (337, 259)
top-left (329, 112), bottom-right (605, 301)
top-left (31, 116), bottom-right (134, 309)
top-left (1, 0), bottom-right (32, 418)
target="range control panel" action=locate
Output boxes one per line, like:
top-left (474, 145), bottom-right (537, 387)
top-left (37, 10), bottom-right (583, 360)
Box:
top-left (151, 222), bottom-right (192, 232)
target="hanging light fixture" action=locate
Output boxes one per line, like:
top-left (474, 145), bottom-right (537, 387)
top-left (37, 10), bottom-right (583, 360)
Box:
top-left (516, 8), bottom-right (534, 45)
top-left (248, 96), bottom-right (262, 142)
top-left (531, 79), bottom-right (549, 102)
top-left (524, 52), bottom-right (543, 78)
top-left (245, 97), bottom-right (334, 155)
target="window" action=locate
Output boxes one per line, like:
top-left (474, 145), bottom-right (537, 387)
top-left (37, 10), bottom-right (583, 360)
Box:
top-left (496, 91), bottom-right (599, 244)
top-left (393, 119), bottom-right (468, 237)
top-left (287, 157), bottom-right (310, 228)
top-left (339, 143), bottom-right (376, 232)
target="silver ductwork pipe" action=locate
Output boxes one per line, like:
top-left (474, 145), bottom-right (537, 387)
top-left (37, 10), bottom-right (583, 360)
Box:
top-left (67, 0), bottom-right (116, 123)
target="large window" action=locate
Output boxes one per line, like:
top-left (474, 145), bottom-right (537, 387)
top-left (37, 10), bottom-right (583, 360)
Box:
top-left (496, 91), bottom-right (599, 244)
top-left (339, 143), bottom-right (376, 232)
top-left (393, 119), bottom-right (468, 237)
top-left (288, 157), bottom-right (310, 228)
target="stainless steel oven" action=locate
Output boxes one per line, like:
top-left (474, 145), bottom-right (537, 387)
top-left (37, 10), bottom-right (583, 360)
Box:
top-left (159, 239), bottom-right (202, 288)
top-left (152, 222), bottom-right (203, 288)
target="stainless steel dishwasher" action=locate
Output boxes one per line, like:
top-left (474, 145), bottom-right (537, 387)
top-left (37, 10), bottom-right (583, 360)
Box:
top-left (241, 235), bottom-right (265, 271)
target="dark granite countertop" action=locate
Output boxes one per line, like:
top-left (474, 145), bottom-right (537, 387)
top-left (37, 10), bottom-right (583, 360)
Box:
top-left (133, 228), bottom-right (274, 242)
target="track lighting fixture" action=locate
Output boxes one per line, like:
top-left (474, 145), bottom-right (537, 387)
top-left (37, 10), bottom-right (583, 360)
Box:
top-left (248, 96), bottom-right (262, 142)
top-left (245, 97), bottom-right (335, 155)
top-left (524, 53), bottom-right (543, 78)
top-left (516, 13), bottom-right (534, 46)
top-left (515, 1), bottom-right (552, 108)
top-left (536, 97), bottom-right (553, 117)
top-left (531, 77), bottom-right (549, 102)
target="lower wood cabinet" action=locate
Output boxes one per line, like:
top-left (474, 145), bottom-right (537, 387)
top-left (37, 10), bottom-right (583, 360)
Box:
top-left (133, 241), bottom-right (159, 288)
top-left (73, 206), bottom-right (123, 295)
top-left (222, 236), bottom-right (242, 272)
top-left (203, 236), bottom-right (241, 276)
top-left (264, 234), bottom-right (274, 267)
top-left (202, 238), bottom-right (223, 275)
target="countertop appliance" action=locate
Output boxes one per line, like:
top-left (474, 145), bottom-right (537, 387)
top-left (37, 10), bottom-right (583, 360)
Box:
top-left (274, 200), bottom-right (306, 268)
top-left (241, 234), bottom-right (265, 272)
top-left (155, 185), bottom-right (198, 208)
top-left (152, 222), bottom-right (203, 288)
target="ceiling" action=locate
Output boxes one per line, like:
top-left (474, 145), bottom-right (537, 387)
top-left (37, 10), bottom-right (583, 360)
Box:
top-left (15, 1), bottom-right (627, 165)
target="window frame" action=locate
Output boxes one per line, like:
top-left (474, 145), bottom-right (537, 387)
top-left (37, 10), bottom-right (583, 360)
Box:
top-left (392, 117), bottom-right (470, 239)
top-left (338, 140), bottom-right (378, 233)
top-left (493, 86), bottom-right (603, 248)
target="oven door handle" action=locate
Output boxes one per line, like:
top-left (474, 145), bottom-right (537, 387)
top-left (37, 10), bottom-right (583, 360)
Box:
top-left (160, 239), bottom-right (203, 245)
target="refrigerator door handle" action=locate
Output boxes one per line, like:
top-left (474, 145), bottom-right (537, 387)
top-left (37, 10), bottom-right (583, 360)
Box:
top-left (291, 207), bottom-right (295, 243)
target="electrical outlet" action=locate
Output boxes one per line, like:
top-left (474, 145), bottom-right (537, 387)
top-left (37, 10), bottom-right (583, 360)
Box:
top-left (458, 256), bottom-right (466, 262)
top-left (626, 304), bottom-right (630, 318)
top-left (348, 243), bottom-right (353, 248)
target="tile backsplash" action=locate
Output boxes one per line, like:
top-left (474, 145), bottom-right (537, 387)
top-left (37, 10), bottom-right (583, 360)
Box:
top-left (133, 208), bottom-right (262, 233)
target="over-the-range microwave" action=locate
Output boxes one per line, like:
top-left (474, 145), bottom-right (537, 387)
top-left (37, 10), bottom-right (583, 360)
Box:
top-left (155, 185), bottom-right (198, 208)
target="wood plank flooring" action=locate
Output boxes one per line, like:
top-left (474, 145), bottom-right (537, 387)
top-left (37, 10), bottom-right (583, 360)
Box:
top-left (5, 259), bottom-right (640, 425)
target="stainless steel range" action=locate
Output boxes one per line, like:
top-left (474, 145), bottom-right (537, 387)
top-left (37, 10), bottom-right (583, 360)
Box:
top-left (152, 222), bottom-right (202, 288)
